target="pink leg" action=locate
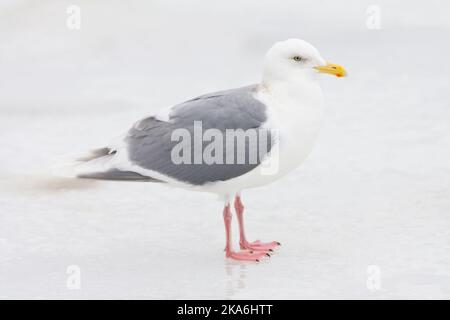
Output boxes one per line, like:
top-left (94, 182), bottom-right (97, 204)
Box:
top-left (223, 204), bottom-right (269, 262)
top-left (234, 195), bottom-right (281, 251)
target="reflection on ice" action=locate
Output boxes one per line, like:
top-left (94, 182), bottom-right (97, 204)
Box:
top-left (225, 262), bottom-right (247, 299)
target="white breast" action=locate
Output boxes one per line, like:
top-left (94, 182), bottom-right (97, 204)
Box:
top-left (266, 80), bottom-right (324, 174)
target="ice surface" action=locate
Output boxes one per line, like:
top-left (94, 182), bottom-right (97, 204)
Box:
top-left (1, 0), bottom-right (450, 299)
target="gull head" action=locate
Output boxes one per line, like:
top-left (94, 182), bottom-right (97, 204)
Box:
top-left (262, 39), bottom-right (347, 83)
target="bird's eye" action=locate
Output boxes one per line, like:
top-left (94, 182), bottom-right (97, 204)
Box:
top-left (292, 56), bottom-right (303, 62)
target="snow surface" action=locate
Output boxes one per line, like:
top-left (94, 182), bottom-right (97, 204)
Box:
top-left (1, 0), bottom-right (450, 299)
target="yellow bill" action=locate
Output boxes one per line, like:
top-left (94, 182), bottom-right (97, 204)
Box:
top-left (314, 62), bottom-right (347, 78)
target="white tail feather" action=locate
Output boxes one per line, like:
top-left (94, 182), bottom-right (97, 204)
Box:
top-left (51, 148), bottom-right (116, 178)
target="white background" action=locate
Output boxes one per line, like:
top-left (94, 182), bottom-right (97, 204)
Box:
top-left (1, 0), bottom-right (450, 299)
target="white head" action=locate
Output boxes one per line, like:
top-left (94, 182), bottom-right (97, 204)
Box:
top-left (262, 39), bottom-right (346, 84)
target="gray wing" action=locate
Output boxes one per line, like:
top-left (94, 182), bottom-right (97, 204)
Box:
top-left (124, 85), bottom-right (273, 185)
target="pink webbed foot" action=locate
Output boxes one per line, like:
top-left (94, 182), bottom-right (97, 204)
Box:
top-left (234, 195), bottom-right (281, 253)
top-left (226, 250), bottom-right (270, 262)
top-left (240, 240), bottom-right (281, 251)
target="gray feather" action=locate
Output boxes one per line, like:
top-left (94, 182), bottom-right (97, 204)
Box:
top-left (78, 169), bottom-right (162, 182)
top-left (125, 85), bottom-right (273, 185)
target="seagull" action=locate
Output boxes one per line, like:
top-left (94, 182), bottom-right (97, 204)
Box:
top-left (59, 39), bottom-right (347, 262)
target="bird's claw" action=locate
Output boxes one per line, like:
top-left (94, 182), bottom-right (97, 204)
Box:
top-left (226, 250), bottom-right (271, 262)
top-left (239, 240), bottom-right (281, 251)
